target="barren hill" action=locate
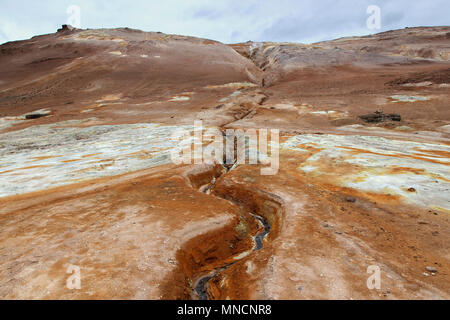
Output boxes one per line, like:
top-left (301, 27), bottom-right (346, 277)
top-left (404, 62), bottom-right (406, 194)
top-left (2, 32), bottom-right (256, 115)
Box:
top-left (0, 26), bottom-right (449, 299)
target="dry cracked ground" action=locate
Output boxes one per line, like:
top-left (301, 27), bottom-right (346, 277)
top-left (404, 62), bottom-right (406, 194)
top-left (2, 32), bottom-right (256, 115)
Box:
top-left (0, 25), bottom-right (449, 300)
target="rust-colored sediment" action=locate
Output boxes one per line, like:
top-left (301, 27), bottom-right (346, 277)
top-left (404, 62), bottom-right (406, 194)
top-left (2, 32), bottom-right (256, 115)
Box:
top-left (0, 26), bottom-right (449, 300)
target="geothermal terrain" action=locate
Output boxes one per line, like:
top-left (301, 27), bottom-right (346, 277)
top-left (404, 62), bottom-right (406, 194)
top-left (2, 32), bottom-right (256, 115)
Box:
top-left (0, 25), bottom-right (449, 299)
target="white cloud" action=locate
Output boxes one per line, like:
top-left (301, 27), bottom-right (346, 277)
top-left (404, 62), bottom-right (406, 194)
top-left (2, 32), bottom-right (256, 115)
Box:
top-left (0, 20), bottom-right (35, 43)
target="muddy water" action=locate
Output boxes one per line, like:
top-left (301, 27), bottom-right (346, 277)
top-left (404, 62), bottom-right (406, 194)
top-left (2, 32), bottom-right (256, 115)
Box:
top-left (193, 212), bottom-right (271, 300)
top-left (249, 212), bottom-right (271, 251)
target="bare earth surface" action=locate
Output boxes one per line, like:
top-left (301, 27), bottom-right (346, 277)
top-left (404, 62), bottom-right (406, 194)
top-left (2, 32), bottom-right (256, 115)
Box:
top-left (0, 26), bottom-right (449, 299)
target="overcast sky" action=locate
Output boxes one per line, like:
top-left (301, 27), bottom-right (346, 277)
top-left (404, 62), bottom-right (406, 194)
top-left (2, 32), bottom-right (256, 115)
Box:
top-left (0, 0), bottom-right (449, 45)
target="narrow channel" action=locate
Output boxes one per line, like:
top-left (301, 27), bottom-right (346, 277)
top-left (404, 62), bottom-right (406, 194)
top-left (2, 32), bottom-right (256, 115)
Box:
top-left (193, 212), bottom-right (271, 300)
top-left (192, 143), bottom-right (273, 300)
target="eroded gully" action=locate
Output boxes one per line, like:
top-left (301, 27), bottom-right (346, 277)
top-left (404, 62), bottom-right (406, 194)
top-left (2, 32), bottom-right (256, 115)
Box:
top-left (193, 206), bottom-right (272, 300)
top-left (189, 161), bottom-right (275, 300)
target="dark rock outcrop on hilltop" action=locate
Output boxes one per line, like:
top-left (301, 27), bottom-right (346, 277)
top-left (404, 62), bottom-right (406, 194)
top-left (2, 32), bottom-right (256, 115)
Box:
top-left (57, 24), bottom-right (77, 32)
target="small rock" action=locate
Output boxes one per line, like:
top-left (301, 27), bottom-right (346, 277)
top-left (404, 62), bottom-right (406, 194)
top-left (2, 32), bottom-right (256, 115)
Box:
top-left (25, 113), bottom-right (48, 120)
top-left (425, 266), bottom-right (437, 273)
top-left (345, 196), bottom-right (356, 203)
top-left (407, 187), bottom-right (416, 192)
top-left (360, 111), bottom-right (401, 123)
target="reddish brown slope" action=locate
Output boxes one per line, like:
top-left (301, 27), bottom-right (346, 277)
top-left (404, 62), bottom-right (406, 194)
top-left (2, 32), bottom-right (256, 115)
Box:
top-left (0, 26), bottom-right (449, 300)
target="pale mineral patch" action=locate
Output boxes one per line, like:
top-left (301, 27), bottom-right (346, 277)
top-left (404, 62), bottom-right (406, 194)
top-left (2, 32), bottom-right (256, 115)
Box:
top-left (437, 124), bottom-right (450, 133)
top-left (96, 94), bottom-right (123, 102)
top-left (169, 95), bottom-right (190, 102)
top-left (390, 95), bottom-right (430, 102)
top-left (283, 134), bottom-right (450, 211)
top-left (219, 90), bottom-right (242, 102)
top-left (401, 81), bottom-right (433, 87)
top-left (0, 122), bottom-right (195, 197)
top-left (206, 82), bottom-right (257, 89)
top-left (309, 110), bottom-right (345, 118)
